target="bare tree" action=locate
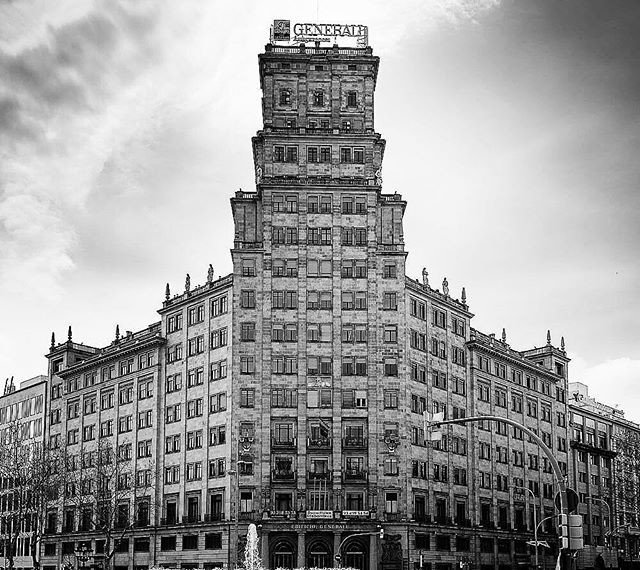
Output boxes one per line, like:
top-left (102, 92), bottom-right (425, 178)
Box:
top-left (59, 437), bottom-right (155, 570)
top-left (0, 420), bottom-right (64, 570)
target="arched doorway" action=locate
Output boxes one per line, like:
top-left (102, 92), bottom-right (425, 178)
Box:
top-left (306, 535), bottom-right (333, 568)
top-left (343, 537), bottom-right (368, 570)
top-left (270, 536), bottom-right (296, 569)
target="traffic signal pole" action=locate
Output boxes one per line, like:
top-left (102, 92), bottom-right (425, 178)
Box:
top-left (425, 414), bottom-right (571, 563)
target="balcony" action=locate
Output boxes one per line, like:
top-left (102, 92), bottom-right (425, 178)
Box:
top-left (239, 512), bottom-right (255, 521)
top-left (307, 437), bottom-right (332, 450)
top-left (182, 514), bottom-right (200, 524)
top-left (456, 518), bottom-right (472, 527)
top-left (342, 437), bottom-right (367, 449)
top-left (308, 471), bottom-right (332, 482)
top-left (44, 527), bottom-right (58, 535)
top-left (272, 469), bottom-right (296, 482)
top-left (204, 513), bottom-right (225, 522)
top-left (385, 513), bottom-right (400, 522)
top-left (271, 437), bottom-right (297, 449)
top-left (343, 469), bottom-right (368, 482)
top-left (414, 513), bottom-right (431, 524)
top-left (61, 526), bottom-right (74, 534)
top-left (160, 517), bottom-right (178, 526)
top-left (434, 516), bottom-right (453, 525)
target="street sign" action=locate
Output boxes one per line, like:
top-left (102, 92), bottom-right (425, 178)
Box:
top-left (555, 488), bottom-right (579, 513)
top-left (527, 540), bottom-right (551, 548)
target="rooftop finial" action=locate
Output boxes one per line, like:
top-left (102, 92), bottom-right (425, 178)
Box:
top-left (546, 330), bottom-right (551, 346)
top-left (115, 324), bottom-right (120, 342)
top-left (165, 283), bottom-right (170, 301)
top-left (50, 332), bottom-right (56, 349)
top-left (502, 328), bottom-right (507, 344)
top-left (207, 264), bottom-right (214, 284)
top-left (422, 268), bottom-right (429, 287)
top-left (561, 336), bottom-right (566, 352)
top-left (461, 287), bottom-right (467, 305)
top-left (9, 376), bottom-right (14, 393)
top-left (67, 325), bottom-right (72, 342)
top-left (185, 273), bottom-right (191, 293)
top-left (442, 277), bottom-right (449, 296)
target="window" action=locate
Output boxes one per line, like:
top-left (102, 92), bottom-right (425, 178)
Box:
top-left (307, 259), bottom-right (332, 277)
top-left (165, 403), bottom-right (181, 423)
top-left (340, 147), bottom-right (352, 163)
top-left (211, 295), bottom-right (228, 315)
top-left (347, 91), bottom-right (357, 107)
top-left (240, 356), bottom-right (254, 374)
top-left (383, 292), bottom-right (397, 310)
top-left (209, 392), bottom-right (227, 413)
top-left (240, 389), bottom-right (255, 408)
top-left (209, 426), bottom-right (226, 446)
top-left (385, 492), bottom-right (398, 513)
top-left (342, 259), bottom-right (367, 278)
top-left (478, 383), bottom-right (490, 402)
top-left (240, 322), bottom-right (256, 342)
top-left (279, 89), bottom-right (291, 105)
top-left (187, 398), bottom-right (203, 418)
top-left (165, 435), bottom-right (180, 454)
top-left (187, 367), bottom-right (204, 387)
top-left (384, 390), bottom-right (399, 409)
top-left (137, 410), bottom-right (152, 429)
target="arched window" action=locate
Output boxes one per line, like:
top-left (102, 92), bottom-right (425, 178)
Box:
top-left (307, 538), bottom-right (331, 568)
top-left (344, 538), bottom-right (367, 570)
top-left (271, 539), bottom-right (295, 569)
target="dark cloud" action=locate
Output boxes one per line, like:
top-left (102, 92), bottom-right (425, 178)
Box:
top-left (0, 3), bottom-right (160, 149)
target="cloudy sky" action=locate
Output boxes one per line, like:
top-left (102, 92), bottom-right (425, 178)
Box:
top-left (1, 0), bottom-right (638, 419)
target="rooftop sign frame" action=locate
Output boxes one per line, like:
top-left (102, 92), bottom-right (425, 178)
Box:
top-left (271, 19), bottom-right (368, 47)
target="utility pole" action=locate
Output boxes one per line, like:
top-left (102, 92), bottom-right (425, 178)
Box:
top-left (425, 414), bottom-right (572, 564)
top-left (514, 485), bottom-right (539, 570)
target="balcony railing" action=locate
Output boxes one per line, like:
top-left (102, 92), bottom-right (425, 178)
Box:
top-left (343, 469), bottom-right (367, 482)
top-left (308, 471), bottom-right (332, 482)
top-left (307, 437), bottom-right (332, 449)
top-left (182, 514), bottom-right (200, 524)
top-left (272, 469), bottom-right (296, 481)
top-left (456, 518), bottom-right (472, 527)
top-left (204, 513), bottom-right (225, 522)
top-left (342, 437), bottom-right (367, 449)
top-left (61, 526), bottom-right (74, 534)
top-left (239, 512), bottom-right (255, 521)
top-left (271, 437), bottom-right (297, 449)
top-left (160, 517), bottom-right (178, 526)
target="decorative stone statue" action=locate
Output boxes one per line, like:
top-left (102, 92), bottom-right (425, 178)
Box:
top-left (422, 268), bottom-right (429, 287)
top-left (207, 264), bottom-right (214, 283)
top-left (442, 277), bottom-right (449, 296)
top-left (375, 167), bottom-right (383, 186)
top-left (185, 273), bottom-right (191, 293)
top-left (255, 166), bottom-right (263, 185)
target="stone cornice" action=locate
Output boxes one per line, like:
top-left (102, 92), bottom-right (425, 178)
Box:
top-left (405, 277), bottom-right (473, 317)
top-left (58, 334), bottom-right (166, 378)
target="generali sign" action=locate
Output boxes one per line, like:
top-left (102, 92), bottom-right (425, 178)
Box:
top-left (272, 20), bottom-right (368, 47)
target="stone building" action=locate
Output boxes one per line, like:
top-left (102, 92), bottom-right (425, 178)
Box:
top-left (568, 381), bottom-right (640, 567)
top-left (31, 30), bottom-right (607, 570)
top-left (0, 374), bottom-right (47, 570)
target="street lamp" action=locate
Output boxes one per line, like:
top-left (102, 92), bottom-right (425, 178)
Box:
top-left (514, 485), bottom-right (540, 570)
top-left (587, 496), bottom-right (613, 562)
top-left (335, 527), bottom-right (384, 568)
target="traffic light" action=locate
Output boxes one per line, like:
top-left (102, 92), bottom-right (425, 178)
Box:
top-left (559, 514), bottom-right (569, 549)
top-left (378, 525), bottom-right (384, 539)
top-left (568, 514), bottom-right (584, 550)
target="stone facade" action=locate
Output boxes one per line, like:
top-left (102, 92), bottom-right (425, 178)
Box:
top-left (30, 37), bottom-right (633, 570)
